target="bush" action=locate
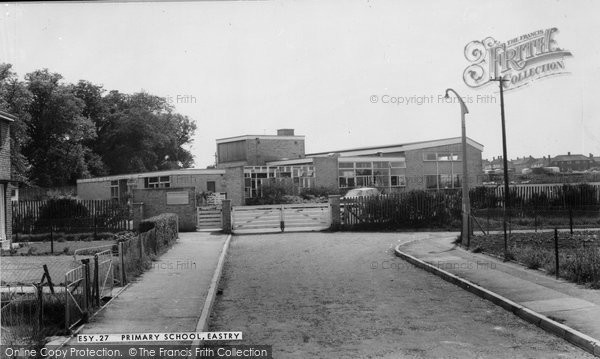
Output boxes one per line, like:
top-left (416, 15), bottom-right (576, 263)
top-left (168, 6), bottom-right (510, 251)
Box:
top-left (36, 197), bottom-right (90, 232)
top-left (139, 213), bottom-right (178, 255)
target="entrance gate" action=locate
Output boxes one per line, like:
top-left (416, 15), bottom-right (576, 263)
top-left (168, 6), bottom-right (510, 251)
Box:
top-left (231, 203), bottom-right (331, 234)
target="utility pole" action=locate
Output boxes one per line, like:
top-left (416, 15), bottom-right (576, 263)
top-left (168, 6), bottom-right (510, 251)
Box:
top-left (490, 76), bottom-right (510, 261)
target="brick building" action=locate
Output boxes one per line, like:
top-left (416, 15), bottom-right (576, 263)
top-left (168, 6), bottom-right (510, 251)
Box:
top-left (77, 129), bottom-right (484, 204)
top-left (0, 111), bottom-right (14, 249)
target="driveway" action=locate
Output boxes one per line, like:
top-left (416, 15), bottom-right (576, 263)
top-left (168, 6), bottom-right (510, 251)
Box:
top-left (209, 232), bottom-right (594, 358)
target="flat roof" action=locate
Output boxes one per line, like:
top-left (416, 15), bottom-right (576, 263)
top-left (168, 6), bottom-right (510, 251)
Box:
top-left (77, 168), bottom-right (226, 184)
top-left (307, 137), bottom-right (484, 156)
top-left (216, 134), bottom-right (305, 144)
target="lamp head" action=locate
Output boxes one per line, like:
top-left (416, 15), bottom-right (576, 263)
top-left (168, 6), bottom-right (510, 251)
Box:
top-left (444, 89), bottom-right (450, 99)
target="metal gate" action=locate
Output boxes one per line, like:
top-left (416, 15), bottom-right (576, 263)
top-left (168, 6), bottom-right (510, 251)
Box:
top-left (232, 203), bottom-right (331, 234)
top-left (93, 250), bottom-right (113, 303)
top-left (65, 265), bottom-right (86, 330)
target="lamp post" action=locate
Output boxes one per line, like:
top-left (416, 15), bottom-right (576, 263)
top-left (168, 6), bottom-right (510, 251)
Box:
top-left (490, 76), bottom-right (510, 261)
top-left (445, 88), bottom-right (471, 247)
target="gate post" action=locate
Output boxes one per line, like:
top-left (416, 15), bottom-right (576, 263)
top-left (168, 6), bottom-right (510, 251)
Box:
top-left (329, 195), bottom-right (341, 231)
top-left (221, 200), bottom-right (232, 234)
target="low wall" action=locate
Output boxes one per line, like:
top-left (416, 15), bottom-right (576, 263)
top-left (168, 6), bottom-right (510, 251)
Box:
top-left (133, 187), bottom-right (196, 231)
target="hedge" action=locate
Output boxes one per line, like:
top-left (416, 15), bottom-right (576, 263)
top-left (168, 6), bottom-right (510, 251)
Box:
top-left (139, 213), bottom-right (179, 255)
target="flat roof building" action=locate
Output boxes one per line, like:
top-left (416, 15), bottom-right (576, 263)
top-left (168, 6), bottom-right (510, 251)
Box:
top-left (77, 129), bottom-right (484, 205)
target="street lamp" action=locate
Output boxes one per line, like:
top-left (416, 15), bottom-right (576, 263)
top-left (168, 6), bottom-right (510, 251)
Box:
top-left (445, 88), bottom-right (471, 248)
top-left (490, 76), bottom-right (510, 261)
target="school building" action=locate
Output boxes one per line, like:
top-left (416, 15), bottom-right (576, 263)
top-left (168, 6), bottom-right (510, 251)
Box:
top-left (76, 129), bottom-right (483, 205)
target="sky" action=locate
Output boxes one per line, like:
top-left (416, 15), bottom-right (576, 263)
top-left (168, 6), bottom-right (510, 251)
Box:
top-left (1, 0), bottom-right (599, 168)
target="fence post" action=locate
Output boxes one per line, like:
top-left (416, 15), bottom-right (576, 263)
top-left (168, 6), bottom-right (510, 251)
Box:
top-left (81, 258), bottom-right (90, 322)
top-left (328, 195), bottom-right (341, 231)
top-left (139, 233), bottom-right (144, 260)
top-left (280, 204), bottom-right (285, 232)
top-left (35, 283), bottom-right (43, 333)
top-left (569, 208), bottom-right (573, 234)
top-left (50, 223), bottom-right (54, 255)
top-left (93, 254), bottom-right (100, 307)
top-left (118, 242), bottom-right (126, 285)
top-left (65, 273), bottom-right (70, 331)
top-left (93, 213), bottom-right (97, 241)
top-left (554, 228), bottom-right (559, 279)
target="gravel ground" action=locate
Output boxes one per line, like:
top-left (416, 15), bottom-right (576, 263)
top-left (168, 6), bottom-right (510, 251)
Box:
top-left (209, 232), bottom-right (595, 359)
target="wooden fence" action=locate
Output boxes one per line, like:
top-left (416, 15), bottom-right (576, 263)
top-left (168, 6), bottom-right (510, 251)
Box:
top-left (12, 199), bottom-right (132, 235)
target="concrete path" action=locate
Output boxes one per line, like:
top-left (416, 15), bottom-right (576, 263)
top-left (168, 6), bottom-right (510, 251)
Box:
top-left (398, 236), bottom-right (600, 343)
top-left (63, 231), bottom-right (227, 346)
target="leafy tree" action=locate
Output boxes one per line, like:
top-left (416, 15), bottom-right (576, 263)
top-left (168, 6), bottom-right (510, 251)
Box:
top-left (24, 69), bottom-right (97, 187)
top-left (0, 63), bottom-right (33, 183)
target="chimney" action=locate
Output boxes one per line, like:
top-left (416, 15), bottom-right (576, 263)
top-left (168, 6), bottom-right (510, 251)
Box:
top-left (567, 151), bottom-right (571, 156)
top-left (277, 129), bottom-right (295, 136)
top-left (590, 153), bottom-right (594, 159)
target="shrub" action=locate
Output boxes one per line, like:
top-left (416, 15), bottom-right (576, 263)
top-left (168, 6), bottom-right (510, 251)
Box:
top-left (139, 213), bottom-right (178, 255)
top-left (35, 198), bottom-right (91, 233)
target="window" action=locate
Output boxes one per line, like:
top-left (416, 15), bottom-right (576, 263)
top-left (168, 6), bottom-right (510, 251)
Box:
top-left (207, 181), bottom-right (216, 193)
top-left (338, 159), bottom-right (406, 188)
top-left (144, 176), bottom-right (171, 188)
top-left (391, 175), bottom-right (406, 187)
top-left (110, 180), bottom-right (119, 199)
top-left (425, 175), bottom-right (439, 189)
top-left (423, 152), bottom-right (461, 162)
top-left (243, 165), bottom-right (315, 198)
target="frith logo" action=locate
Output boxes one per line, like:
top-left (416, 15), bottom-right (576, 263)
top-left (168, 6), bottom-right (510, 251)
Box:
top-left (463, 28), bottom-right (572, 90)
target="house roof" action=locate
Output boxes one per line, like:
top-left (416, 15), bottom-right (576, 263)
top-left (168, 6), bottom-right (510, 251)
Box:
top-left (307, 137), bottom-right (484, 157)
top-left (551, 154), bottom-right (593, 162)
top-left (0, 110), bottom-right (16, 122)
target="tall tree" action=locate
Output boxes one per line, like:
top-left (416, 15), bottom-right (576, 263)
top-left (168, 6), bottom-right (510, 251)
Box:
top-left (24, 69), bottom-right (97, 187)
top-left (0, 63), bottom-right (33, 183)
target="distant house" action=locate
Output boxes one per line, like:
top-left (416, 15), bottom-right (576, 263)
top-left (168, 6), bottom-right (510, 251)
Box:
top-left (483, 156), bottom-right (513, 174)
top-left (0, 111), bottom-right (15, 249)
top-left (550, 152), bottom-right (595, 172)
top-left (512, 155), bottom-right (551, 174)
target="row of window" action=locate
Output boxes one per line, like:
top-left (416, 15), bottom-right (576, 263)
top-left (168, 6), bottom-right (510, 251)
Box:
top-left (338, 160), bottom-right (406, 188)
top-left (244, 165), bottom-right (315, 198)
top-left (423, 152), bottom-right (461, 162)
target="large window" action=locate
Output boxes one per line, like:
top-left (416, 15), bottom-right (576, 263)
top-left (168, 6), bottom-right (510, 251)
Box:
top-left (423, 152), bottom-right (461, 161)
top-left (144, 176), bottom-right (170, 189)
top-left (244, 165), bottom-right (315, 198)
top-left (338, 159), bottom-right (406, 189)
top-left (425, 174), bottom-right (461, 190)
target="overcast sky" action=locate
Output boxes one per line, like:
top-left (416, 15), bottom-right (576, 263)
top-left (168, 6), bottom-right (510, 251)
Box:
top-left (2, 0), bottom-right (599, 168)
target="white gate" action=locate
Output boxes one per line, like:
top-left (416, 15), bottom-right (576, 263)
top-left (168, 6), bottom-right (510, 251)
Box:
top-left (232, 203), bottom-right (331, 234)
top-left (197, 207), bottom-right (223, 230)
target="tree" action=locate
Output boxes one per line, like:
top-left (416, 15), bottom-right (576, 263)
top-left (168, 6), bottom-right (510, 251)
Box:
top-left (24, 69), bottom-right (98, 187)
top-left (97, 91), bottom-right (196, 174)
top-left (0, 63), bottom-right (33, 183)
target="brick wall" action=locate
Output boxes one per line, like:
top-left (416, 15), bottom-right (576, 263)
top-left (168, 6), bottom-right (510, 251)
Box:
top-left (0, 121), bottom-right (10, 182)
top-left (0, 120), bottom-right (11, 247)
top-left (133, 187), bottom-right (197, 232)
top-left (246, 138), bottom-right (305, 165)
top-left (313, 157), bottom-right (339, 190)
top-left (222, 166), bottom-right (244, 206)
top-left (404, 143), bottom-right (483, 191)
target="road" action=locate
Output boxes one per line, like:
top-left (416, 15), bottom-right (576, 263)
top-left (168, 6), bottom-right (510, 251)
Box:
top-left (209, 232), bottom-right (594, 358)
